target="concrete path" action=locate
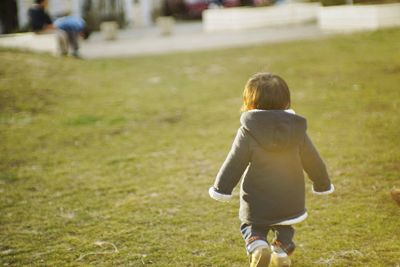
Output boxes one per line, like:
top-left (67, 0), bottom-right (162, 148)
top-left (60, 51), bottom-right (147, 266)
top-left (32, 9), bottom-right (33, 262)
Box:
top-left (80, 22), bottom-right (329, 59)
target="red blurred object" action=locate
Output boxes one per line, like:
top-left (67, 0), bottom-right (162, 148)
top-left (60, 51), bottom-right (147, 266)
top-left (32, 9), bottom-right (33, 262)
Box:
top-left (162, 0), bottom-right (241, 19)
top-left (185, 0), bottom-right (208, 18)
top-left (223, 0), bottom-right (240, 7)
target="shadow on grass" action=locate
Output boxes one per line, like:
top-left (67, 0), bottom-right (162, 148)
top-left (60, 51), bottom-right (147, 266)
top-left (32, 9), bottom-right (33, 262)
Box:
top-left (65, 115), bottom-right (101, 126)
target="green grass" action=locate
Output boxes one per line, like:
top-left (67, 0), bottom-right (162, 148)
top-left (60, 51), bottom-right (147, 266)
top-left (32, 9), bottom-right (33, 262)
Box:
top-left (1, 28), bottom-right (400, 266)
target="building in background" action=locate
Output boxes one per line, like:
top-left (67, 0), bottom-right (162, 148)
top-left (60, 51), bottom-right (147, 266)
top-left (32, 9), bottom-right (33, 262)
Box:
top-left (10, 0), bottom-right (159, 33)
top-left (3, 0), bottom-right (274, 34)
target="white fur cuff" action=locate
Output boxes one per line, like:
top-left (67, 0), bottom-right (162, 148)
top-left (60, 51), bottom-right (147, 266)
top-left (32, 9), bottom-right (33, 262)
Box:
top-left (208, 187), bottom-right (232, 202)
top-left (248, 109), bottom-right (295, 114)
top-left (312, 184), bottom-right (335, 195)
top-left (273, 212), bottom-right (308, 225)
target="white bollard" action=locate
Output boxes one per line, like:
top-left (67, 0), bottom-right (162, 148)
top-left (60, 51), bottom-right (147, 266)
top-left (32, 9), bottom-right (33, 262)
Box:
top-left (100, 21), bottom-right (118, 40)
top-left (156, 16), bottom-right (175, 36)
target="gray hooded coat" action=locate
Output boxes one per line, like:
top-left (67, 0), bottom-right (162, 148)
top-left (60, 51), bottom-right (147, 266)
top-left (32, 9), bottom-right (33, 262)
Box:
top-left (213, 110), bottom-right (331, 226)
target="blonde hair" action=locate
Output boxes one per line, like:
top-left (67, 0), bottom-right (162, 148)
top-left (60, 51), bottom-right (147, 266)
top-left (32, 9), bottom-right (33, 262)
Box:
top-left (241, 73), bottom-right (291, 112)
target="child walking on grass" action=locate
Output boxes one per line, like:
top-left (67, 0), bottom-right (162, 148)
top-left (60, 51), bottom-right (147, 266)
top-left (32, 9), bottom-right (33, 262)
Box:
top-left (209, 73), bottom-right (334, 267)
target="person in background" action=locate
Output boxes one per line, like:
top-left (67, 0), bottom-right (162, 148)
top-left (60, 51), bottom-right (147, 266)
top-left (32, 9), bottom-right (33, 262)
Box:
top-left (28, 0), bottom-right (90, 58)
top-left (28, 0), bottom-right (53, 33)
top-left (28, 0), bottom-right (69, 56)
top-left (54, 16), bottom-right (91, 58)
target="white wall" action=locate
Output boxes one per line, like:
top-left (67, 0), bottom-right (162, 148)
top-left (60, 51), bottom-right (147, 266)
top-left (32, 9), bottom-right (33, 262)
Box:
top-left (48, 0), bottom-right (72, 16)
top-left (203, 3), bottom-right (321, 32)
top-left (17, 0), bottom-right (31, 29)
top-left (318, 3), bottom-right (400, 31)
top-left (0, 32), bottom-right (59, 55)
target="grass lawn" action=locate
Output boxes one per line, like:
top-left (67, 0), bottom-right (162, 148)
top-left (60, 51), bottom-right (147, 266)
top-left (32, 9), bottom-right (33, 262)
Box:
top-left (1, 28), bottom-right (400, 266)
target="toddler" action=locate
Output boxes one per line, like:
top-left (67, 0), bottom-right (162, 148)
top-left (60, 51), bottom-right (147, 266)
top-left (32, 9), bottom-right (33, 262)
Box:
top-left (209, 73), bottom-right (334, 267)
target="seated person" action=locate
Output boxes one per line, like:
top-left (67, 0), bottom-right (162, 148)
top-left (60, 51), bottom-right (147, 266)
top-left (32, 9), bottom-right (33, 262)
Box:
top-left (28, 0), bottom-right (53, 33)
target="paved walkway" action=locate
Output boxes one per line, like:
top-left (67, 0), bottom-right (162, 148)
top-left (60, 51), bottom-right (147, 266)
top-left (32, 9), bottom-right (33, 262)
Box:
top-left (80, 22), bottom-right (329, 59)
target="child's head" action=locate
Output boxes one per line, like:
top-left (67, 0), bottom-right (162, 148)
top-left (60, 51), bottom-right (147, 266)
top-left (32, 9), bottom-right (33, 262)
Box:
top-left (241, 72), bottom-right (291, 112)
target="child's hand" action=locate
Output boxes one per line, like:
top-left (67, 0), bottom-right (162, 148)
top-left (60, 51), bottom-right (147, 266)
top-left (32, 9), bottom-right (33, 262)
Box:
top-left (208, 187), bottom-right (232, 202)
top-left (312, 184), bottom-right (335, 195)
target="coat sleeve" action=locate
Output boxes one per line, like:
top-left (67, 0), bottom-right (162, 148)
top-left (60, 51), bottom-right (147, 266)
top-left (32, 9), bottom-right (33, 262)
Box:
top-left (212, 127), bottom-right (252, 196)
top-left (299, 133), bottom-right (333, 194)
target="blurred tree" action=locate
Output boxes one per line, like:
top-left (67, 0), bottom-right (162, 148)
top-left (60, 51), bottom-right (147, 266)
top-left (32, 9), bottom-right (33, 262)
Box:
top-left (0, 0), bottom-right (18, 34)
top-left (316, 0), bottom-right (400, 6)
top-left (240, 0), bottom-right (254, 5)
top-left (82, 0), bottom-right (125, 30)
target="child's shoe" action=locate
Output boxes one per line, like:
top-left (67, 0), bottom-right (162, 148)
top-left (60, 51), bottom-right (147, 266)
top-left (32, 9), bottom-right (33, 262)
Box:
top-left (270, 241), bottom-right (292, 267)
top-left (249, 247), bottom-right (271, 267)
top-left (391, 188), bottom-right (400, 206)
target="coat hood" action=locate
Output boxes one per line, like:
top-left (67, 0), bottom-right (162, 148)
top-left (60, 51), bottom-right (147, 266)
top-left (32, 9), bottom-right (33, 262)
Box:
top-left (240, 109), bottom-right (307, 151)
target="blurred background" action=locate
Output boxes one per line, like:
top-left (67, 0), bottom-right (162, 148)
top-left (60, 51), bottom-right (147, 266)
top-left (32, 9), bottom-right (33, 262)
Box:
top-left (1, 0), bottom-right (400, 34)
